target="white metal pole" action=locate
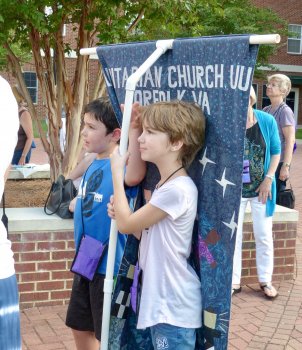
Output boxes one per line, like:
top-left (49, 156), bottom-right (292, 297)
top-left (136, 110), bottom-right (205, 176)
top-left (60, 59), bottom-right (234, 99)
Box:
top-left (99, 39), bottom-right (174, 350)
top-left (79, 34), bottom-right (280, 56)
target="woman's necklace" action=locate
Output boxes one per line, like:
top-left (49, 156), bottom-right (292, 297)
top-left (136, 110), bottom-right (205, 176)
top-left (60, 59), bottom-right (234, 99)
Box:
top-left (156, 166), bottom-right (184, 189)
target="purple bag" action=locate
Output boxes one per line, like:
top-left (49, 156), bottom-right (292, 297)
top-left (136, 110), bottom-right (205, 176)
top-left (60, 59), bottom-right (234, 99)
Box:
top-left (70, 235), bottom-right (107, 281)
top-left (242, 159), bottom-right (251, 184)
top-left (130, 262), bottom-right (142, 314)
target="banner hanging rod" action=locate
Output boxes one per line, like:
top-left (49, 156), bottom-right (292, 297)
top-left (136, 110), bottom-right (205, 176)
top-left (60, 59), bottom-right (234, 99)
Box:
top-left (80, 34), bottom-right (280, 56)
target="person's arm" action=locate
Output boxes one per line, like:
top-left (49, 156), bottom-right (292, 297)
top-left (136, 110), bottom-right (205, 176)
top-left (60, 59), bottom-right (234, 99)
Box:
top-left (110, 147), bottom-right (166, 234)
top-left (67, 153), bottom-right (96, 181)
top-left (279, 125), bottom-right (295, 181)
top-left (69, 196), bottom-right (77, 213)
top-left (18, 110), bottom-right (34, 165)
top-left (256, 154), bottom-right (280, 204)
top-left (124, 102), bottom-right (146, 187)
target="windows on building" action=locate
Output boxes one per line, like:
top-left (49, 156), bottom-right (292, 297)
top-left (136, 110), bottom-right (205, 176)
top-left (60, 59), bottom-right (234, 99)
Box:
top-left (288, 24), bottom-right (302, 54)
top-left (23, 72), bottom-right (38, 104)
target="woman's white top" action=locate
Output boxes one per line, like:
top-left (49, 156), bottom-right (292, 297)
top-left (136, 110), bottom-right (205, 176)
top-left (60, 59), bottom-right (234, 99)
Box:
top-left (137, 176), bottom-right (202, 329)
top-left (0, 76), bottom-right (19, 279)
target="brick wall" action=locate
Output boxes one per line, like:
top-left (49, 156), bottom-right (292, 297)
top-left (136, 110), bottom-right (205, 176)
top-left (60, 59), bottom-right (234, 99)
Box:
top-left (241, 221), bottom-right (297, 285)
top-left (10, 230), bottom-right (75, 309)
top-left (7, 206), bottom-right (298, 309)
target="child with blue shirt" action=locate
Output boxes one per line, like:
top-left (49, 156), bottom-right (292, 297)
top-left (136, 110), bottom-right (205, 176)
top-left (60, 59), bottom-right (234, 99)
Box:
top-left (66, 97), bottom-right (144, 350)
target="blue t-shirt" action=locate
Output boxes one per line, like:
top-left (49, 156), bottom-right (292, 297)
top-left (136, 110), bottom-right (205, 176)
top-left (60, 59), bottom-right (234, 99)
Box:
top-left (74, 158), bottom-right (127, 276)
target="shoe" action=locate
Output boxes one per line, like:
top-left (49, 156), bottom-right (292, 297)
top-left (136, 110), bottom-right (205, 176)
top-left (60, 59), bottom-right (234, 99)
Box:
top-left (260, 283), bottom-right (278, 299)
top-left (232, 286), bottom-right (242, 296)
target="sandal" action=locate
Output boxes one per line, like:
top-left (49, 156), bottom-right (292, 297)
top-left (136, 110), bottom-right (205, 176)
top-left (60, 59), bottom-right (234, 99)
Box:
top-left (260, 283), bottom-right (278, 299)
top-left (232, 286), bottom-right (242, 296)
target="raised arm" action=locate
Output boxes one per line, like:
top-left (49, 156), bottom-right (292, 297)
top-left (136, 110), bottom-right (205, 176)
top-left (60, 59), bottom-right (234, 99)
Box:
top-left (124, 102), bottom-right (146, 187)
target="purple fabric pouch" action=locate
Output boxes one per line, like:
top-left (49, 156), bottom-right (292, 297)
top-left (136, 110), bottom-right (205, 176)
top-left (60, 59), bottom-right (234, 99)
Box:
top-left (242, 159), bottom-right (251, 184)
top-left (130, 262), bottom-right (142, 314)
top-left (70, 235), bottom-right (107, 281)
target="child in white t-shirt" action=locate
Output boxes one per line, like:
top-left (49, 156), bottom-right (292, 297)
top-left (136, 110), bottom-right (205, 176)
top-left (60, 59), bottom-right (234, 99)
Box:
top-left (108, 100), bottom-right (206, 350)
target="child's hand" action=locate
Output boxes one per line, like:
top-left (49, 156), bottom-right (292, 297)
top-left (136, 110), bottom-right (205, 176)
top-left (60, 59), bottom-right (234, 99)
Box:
top-left (107, 195), bottom-right (116, 219)
top-left (121, 102), bottom-right (142, 129)
top-left (110, 146), bottom-right (130, 176)
top-left (69, 197), bottom-right (77, 213)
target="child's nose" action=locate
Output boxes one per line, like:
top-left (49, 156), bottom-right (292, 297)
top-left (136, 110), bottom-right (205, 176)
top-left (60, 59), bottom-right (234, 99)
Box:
top-left (138, 133), bottom-right (144, 143)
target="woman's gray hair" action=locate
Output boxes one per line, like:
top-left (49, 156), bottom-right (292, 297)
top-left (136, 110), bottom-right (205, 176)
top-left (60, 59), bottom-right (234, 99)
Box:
top-left (267, 74), bottom-right (292, 97)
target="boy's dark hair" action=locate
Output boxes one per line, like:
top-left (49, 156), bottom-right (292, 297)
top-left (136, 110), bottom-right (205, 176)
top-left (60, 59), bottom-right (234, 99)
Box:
top-left (84, 97), bottom-right (120, 134)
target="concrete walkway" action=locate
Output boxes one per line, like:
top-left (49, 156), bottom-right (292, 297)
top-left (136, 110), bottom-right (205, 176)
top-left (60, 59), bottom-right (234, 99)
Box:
top-left (21, 142), bottom-right (302, 350)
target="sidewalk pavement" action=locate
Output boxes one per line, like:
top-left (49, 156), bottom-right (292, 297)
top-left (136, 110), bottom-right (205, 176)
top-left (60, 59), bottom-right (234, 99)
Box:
top-left (21, 142), bottom-right (302, 350)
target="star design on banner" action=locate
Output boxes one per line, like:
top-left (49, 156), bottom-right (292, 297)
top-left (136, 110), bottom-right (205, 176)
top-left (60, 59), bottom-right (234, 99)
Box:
top-left (222, 212), bottom-right (237, 240)
top-left (199, 147), bottom-right (216, 175)
top-left (215, 168), bottom-right (235, 197)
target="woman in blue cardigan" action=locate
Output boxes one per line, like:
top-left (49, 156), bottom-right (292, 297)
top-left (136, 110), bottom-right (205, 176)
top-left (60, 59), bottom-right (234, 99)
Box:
top-left (232, 87), bottom-right (281, 299)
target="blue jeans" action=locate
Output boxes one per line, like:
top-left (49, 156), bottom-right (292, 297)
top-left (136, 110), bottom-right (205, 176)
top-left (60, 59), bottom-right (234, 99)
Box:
top-left (150, 323), bottom-right (196, 350)
top-left (0, 274), bottom-right (21, 350)
top-left (11, 148), bottom-right (32, 165)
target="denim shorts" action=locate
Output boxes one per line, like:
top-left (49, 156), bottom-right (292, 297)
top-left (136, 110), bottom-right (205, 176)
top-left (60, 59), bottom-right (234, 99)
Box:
top-left (150, 323), bottom-right (196, 350)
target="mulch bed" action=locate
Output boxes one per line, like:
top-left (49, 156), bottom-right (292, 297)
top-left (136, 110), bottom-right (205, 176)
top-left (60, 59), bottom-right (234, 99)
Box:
top-left (3, 179), bottom-right (52, 208)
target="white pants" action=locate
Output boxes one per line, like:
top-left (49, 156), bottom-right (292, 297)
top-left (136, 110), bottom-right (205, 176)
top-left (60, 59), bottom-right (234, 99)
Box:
top-left (232, 197), bottom-right (273, 285)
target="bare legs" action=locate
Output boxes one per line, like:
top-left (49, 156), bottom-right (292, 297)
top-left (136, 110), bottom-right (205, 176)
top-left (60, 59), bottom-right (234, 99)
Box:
top-left (72, 329), bottom-right (100, 350)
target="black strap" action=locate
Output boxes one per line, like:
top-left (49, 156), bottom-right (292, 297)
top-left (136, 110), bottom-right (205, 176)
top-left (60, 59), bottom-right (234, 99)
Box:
top-left (1, 193), bottom-right (8, 237)
top-left (80, 163), bottom-right (94, 239)
top-left (44, 181), bottom-right (64, 215)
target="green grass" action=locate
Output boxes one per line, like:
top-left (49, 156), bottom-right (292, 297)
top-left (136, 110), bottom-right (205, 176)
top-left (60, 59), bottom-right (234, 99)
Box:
top-left (296, 129), bottom-right (302, 140)
top-left (33, 119), bottom-right (48, 138)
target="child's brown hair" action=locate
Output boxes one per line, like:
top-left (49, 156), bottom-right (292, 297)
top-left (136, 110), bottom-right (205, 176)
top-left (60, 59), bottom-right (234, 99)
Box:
top-left (141, 100), bottom-right (206, 168)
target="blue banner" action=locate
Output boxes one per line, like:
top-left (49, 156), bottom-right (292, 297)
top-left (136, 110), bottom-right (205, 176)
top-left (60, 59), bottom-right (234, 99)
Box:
top-left (97, 35), bottom-right (258, 349)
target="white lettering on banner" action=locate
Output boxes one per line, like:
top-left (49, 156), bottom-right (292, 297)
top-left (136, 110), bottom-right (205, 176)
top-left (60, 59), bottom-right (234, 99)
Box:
top-left (168, 64), bottom-right (224, 89)
top-left (104, 63), bottom-right (252, 116)
top-left (122, 68), bottom-right (129, 87)
top-left (192, 91), bottom-right (210, 115)
top-left (229, 65), bottom-right (253, 91)
top-left (134, 90), bottom-right (171, 105)
top-left (167, 66), bottom-right (177, 88)
top-left (176, 90), bottom-right (186, 100)
top-left (106, 64), bottom-right (227, 90)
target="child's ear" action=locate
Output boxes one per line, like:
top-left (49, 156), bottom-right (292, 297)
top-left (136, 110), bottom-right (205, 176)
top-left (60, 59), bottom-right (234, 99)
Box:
top-left (171, 139), bottom-right (183, 151)
top-left (111, 128), bottom-right (121, 142)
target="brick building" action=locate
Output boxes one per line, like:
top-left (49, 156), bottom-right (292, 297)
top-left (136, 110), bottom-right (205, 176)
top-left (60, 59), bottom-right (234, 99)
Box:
top-left (252, 0), bottom-right (302, 126)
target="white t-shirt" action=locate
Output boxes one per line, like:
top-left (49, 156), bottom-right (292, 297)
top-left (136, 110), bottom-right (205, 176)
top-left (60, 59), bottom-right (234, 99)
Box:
top-left (137, 176), bottom-right (202, 329)
top-left (0, 76), bottom-right (19, 279)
